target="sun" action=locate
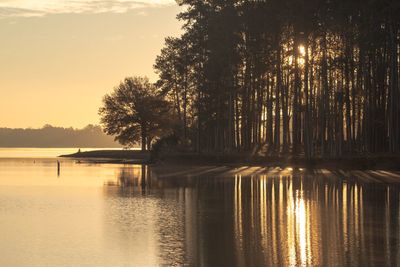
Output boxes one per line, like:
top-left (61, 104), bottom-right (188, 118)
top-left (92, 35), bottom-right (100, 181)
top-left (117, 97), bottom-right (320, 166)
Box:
top-left (298, 45), bottom-right (306, 57)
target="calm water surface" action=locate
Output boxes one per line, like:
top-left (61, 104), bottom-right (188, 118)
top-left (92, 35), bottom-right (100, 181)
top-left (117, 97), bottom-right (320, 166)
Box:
top-left (0, 149), bottom-right (400, 266)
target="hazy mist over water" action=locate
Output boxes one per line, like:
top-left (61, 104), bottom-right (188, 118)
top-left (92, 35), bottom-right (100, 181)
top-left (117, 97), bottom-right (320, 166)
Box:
top-left (0, 149), bottom-right (400, 266)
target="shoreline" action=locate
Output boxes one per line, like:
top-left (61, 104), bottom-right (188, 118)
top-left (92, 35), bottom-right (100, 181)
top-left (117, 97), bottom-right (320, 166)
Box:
top-left (59, 150), bottom-right (400, 170)
top-left (59, 149), bottom-right (150, 164)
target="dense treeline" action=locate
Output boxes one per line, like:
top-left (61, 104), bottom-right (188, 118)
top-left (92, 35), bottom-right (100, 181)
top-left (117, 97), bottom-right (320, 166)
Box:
top-left (154, 0), bottom-right (400, 158)
top-left (0, 125), bottom-right (120, 148)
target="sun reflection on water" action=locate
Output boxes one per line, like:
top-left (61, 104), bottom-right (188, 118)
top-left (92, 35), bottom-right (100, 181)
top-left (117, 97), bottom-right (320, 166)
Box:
top-left (295, 190), bottom-right (307, 266)
top-left (2, 157), bottom-right (400, 266)
top-left (111, 164), bottom-right (400, 267)
top-left (226, 172), bottom-right (393, 266)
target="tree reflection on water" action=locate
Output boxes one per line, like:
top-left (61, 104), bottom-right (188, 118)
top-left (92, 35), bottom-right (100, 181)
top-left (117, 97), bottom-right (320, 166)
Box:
top-left (104, 166), bottom-right (400, 266)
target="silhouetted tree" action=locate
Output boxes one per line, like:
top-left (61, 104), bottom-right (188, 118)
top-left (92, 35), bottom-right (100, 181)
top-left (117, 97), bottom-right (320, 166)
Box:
top-left (154, 36), bottom-right (193, 143)
top-left (99, 77), bottom-right (171, 151)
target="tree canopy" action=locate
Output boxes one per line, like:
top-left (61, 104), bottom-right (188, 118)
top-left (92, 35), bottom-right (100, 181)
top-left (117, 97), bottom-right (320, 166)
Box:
top-left (99, 77), bottom-right (171, 151)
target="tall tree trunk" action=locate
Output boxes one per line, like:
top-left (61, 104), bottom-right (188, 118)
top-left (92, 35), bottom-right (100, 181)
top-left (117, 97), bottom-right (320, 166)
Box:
top-left (389, 23), bottom-right (399, 152)
top-left (292, 30), bottom-right (301, 155)
top-left (320, 33), bottom-right (329, 157)
top-left (275, 45), bottom-right (282, 152)
top-left (304, 35), bottom-right (311, 159)
top-left (344, 36), bottom-right (353, 153)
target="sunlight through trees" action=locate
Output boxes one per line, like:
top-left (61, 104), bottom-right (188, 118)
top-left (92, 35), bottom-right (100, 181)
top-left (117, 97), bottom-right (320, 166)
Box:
top-left (153, 0), bottom-right (400, 158)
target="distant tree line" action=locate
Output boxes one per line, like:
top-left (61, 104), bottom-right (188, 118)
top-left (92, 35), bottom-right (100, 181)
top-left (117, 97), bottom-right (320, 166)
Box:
top-left (152, 0), bottom-right (400, 158)
top-left (0, 125), bottom-right (120, 148)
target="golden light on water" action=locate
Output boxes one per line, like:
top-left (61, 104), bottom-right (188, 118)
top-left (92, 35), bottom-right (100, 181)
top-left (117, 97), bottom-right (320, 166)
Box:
top-left (233, 174), bottom-right (244, 266)
top-left (228, 174), bottom-right (381, 266)
top-left (1, 156), bottom-right (399, 266)
top-left (295, 190), bottom-right (307, 267)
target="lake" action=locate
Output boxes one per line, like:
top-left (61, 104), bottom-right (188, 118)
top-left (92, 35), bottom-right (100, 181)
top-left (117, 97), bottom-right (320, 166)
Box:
top-left (0, 148), bottom-right (399, 266)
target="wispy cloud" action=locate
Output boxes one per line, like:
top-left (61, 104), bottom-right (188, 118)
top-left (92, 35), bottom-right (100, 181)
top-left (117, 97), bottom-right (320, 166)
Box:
top-left (0, 0), bottom-right (176, 17)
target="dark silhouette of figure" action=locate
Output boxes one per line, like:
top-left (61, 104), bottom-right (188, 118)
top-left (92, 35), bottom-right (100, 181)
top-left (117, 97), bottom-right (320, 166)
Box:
top-left (57, 161), bottom-right (60, 177)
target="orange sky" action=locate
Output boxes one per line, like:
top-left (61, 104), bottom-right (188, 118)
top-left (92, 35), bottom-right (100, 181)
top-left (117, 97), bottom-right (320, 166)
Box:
top-left (0, 1), bottom-right (182, 128)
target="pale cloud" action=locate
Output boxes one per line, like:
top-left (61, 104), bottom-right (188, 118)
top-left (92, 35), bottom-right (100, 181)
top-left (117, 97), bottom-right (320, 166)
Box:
top-left (0, 0), bottom-right (176, 17)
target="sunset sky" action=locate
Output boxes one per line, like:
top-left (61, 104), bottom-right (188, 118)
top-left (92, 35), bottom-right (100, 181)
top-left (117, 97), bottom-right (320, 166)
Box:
top-left (0, 0), bottom-right (182, 128)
